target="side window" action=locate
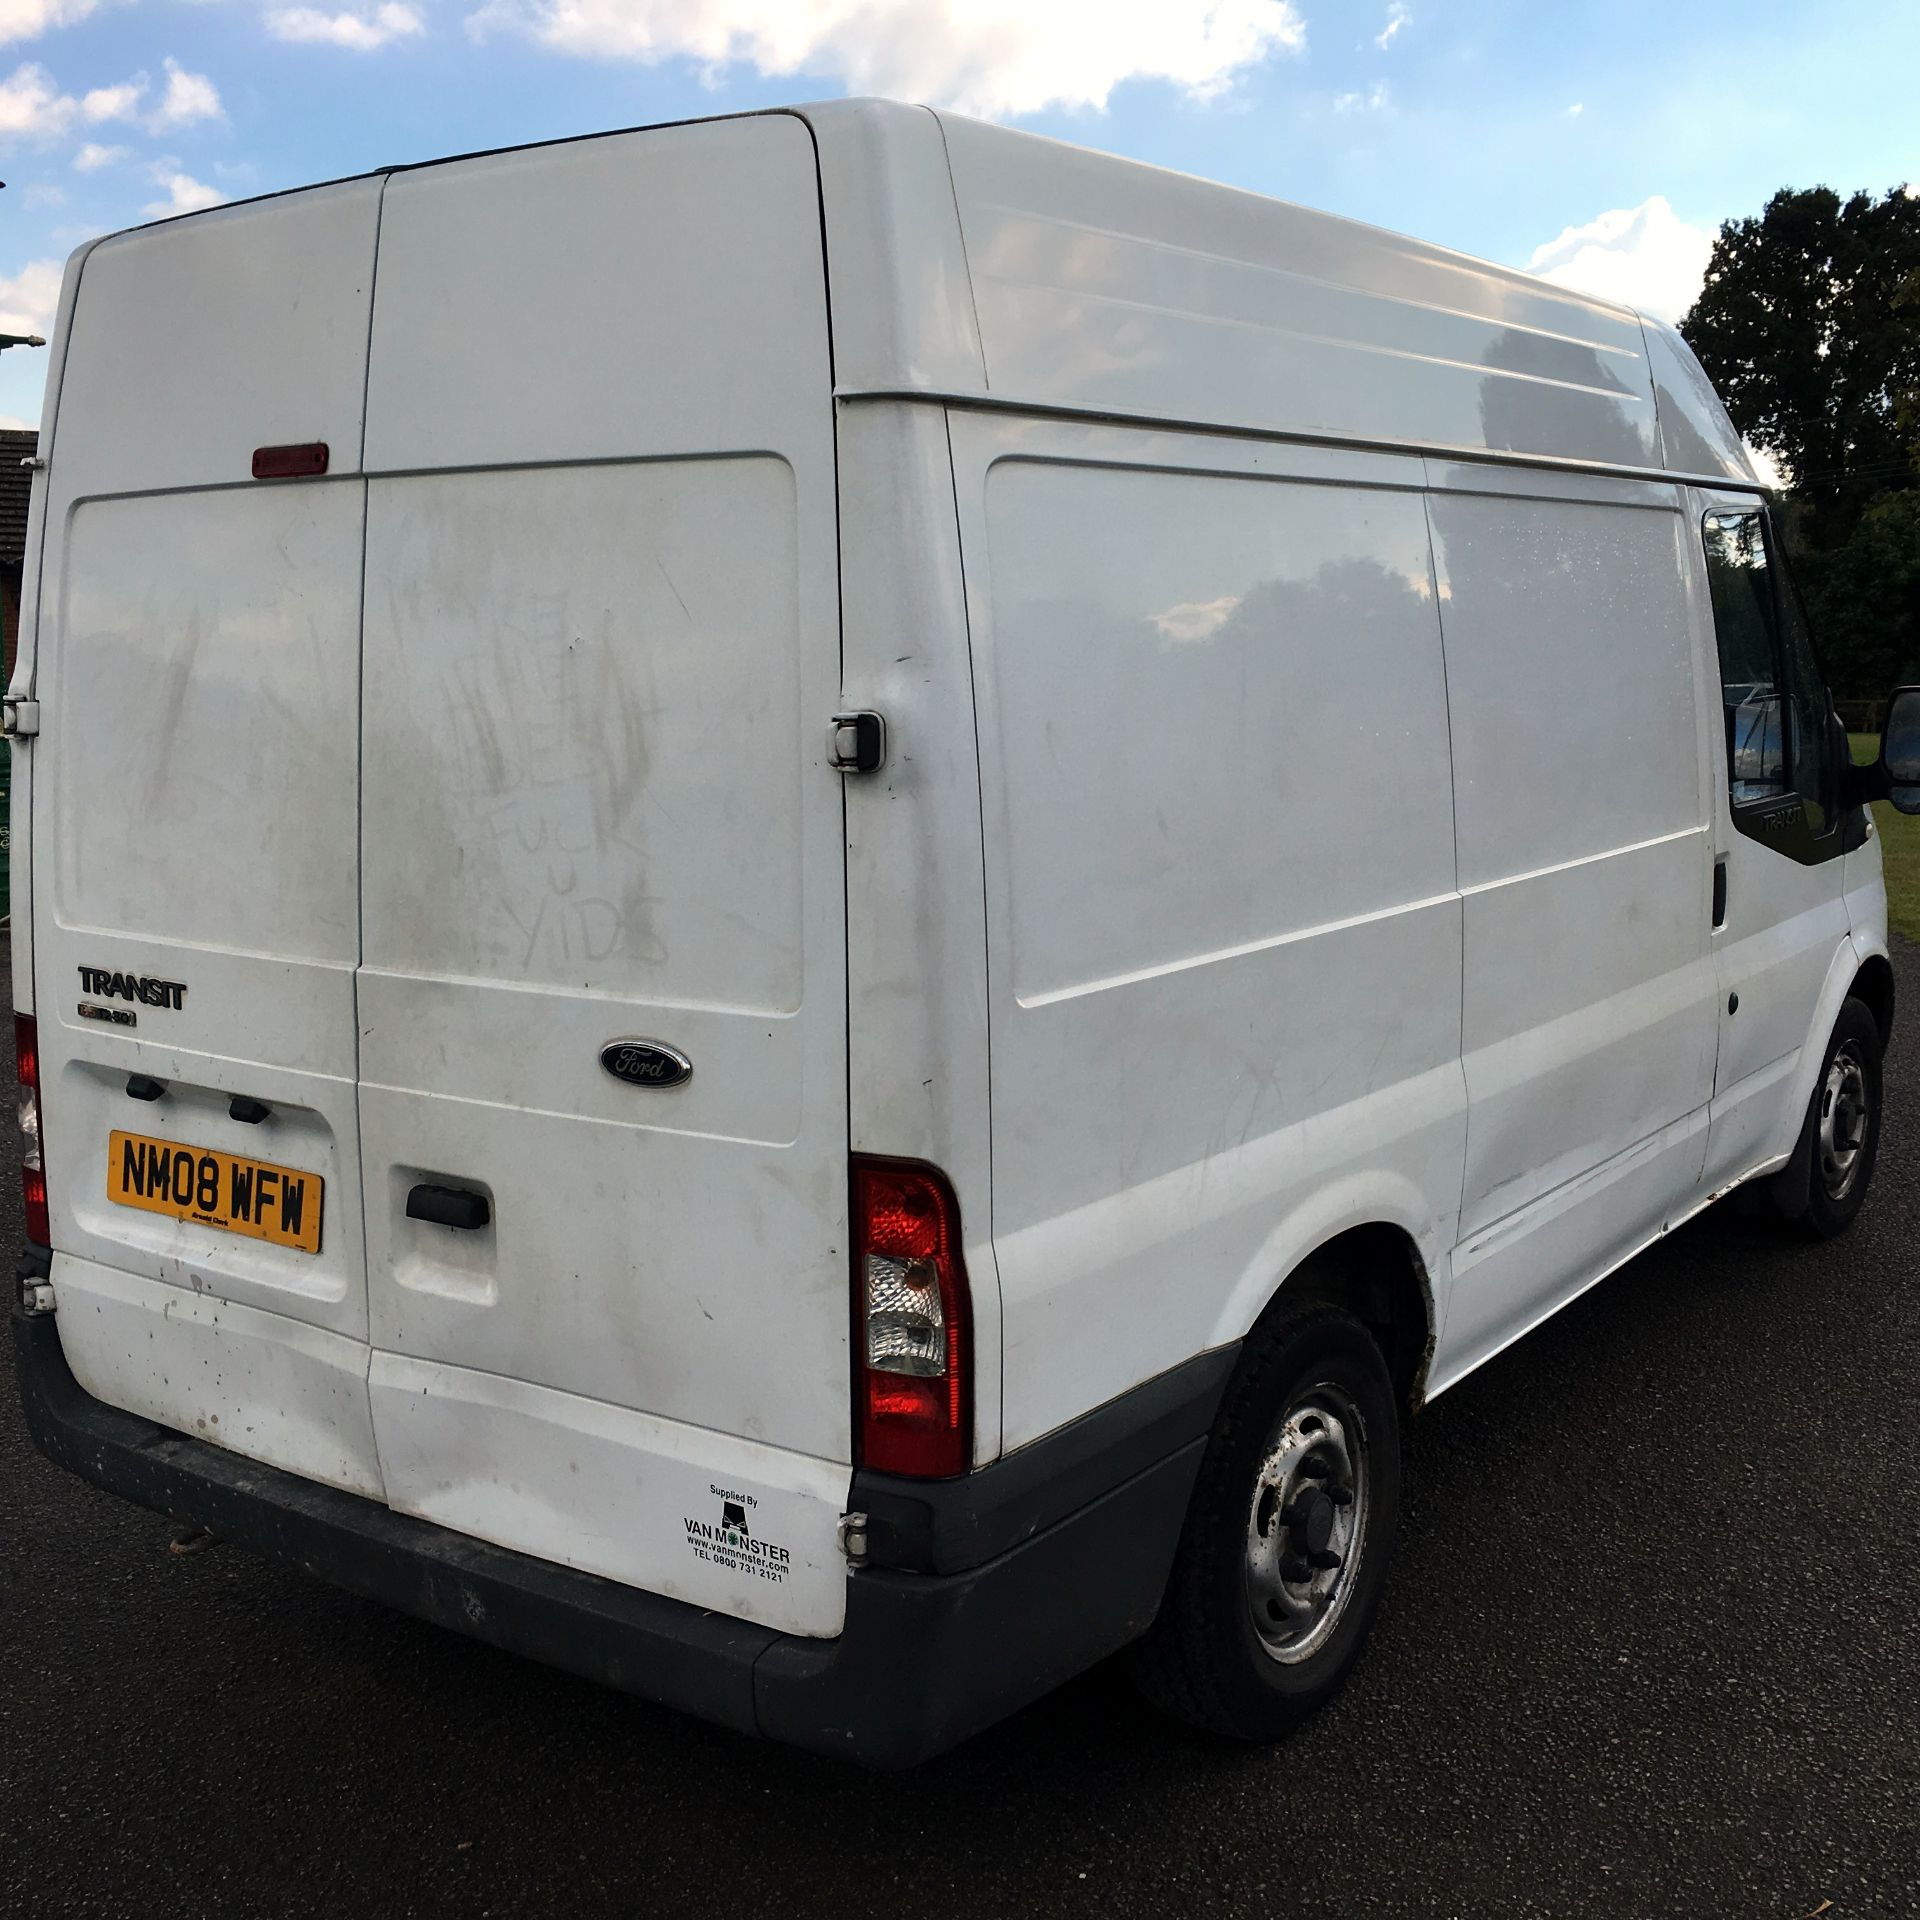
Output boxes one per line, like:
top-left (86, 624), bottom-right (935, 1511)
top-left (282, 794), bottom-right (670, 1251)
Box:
top-left (1702, 508), bottom-right (1836, 838)
top-left (1773, 544), bottom-right (1837, 832)
top-left (1703, 511), bottom-right (1786, 806)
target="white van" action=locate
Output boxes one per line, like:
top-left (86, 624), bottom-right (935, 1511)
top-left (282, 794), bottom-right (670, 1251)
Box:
top-left (10, 102), bottom-right (1920, 1767)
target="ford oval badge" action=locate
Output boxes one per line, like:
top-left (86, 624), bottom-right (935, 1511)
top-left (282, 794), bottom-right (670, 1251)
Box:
top-left (600, 1039), bottom-right (693, 1089)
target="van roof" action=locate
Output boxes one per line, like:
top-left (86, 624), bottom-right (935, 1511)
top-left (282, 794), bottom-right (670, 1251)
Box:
top-left (67, 98), bottom-right (1757, 489)
top-left (803, 101), bottom-right (1755, 486)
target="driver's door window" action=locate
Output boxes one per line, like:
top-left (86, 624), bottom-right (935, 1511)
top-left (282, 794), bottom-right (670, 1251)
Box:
top-left (1703, 508), bottom-right (1839, 852)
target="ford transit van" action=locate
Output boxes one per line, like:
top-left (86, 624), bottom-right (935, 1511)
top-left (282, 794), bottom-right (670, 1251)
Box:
top-left (10, 101), bottom-right (1919, 1766)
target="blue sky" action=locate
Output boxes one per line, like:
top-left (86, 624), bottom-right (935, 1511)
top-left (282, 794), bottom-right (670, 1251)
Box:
top-left (2, 0), bottom-right (1917, 428)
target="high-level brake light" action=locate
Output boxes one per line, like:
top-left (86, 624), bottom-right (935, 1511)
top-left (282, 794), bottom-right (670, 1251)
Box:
top-left (852, 1157), bottom-right (972, 1479)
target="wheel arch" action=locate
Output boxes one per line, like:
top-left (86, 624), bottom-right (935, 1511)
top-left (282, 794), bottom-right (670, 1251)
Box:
top-left (1851, 952), bottom-right (1895, 1049)
top-left (1216, 1210), bottom-right (1440, 1418)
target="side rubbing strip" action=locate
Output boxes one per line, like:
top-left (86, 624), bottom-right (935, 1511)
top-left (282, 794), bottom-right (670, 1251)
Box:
top-left (252, 442), bottom-right (330, 480)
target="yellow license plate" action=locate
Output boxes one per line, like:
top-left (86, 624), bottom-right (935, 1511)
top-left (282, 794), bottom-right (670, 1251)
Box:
top-left (107, 1130), bottom-right (324, 1255)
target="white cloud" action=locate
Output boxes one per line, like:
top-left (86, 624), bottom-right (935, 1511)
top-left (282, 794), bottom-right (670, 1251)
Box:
top-left (0, 412), bottom-right (32, 428)
top-left (1566, 101), bottom-right (1583, 117)
top-left (81, 75), bottom-right (145, 120)
top-left (151, 57), bottom-right (221, 127)
top-left (143, 166), bottom-right (226, 217)
top-left (1334, 79), bottom-right (1390, 113)
top-left (0, 257), bottom-right (61, 336)
top-left (0, 0), bottom-right (97, 47)
top-left (1744, 440), bottom-right (1786, 490)
top-left (21, 178), bottom-right (62, 203)
top-left (0, 60), bottom-right (74, 134)
top-left (467, 0), bottom-right (1306, 119)
top-left (270, 4), bottom-right (424, 50)
top-left (1526, 195), bottom-right (1715, 323)
top-left (1374, 2), bottom-right (1409, 50)
top-left (72, 138), bottom-right (125, 169)
top-left (0, 61), bottom-right (162, 138)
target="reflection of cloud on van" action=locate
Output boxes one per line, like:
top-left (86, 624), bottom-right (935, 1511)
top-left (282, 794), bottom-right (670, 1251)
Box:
top-left (984, 458), bottom-right (1448, 1012)
top-left (1151, 593), bottom-right (1241, 644)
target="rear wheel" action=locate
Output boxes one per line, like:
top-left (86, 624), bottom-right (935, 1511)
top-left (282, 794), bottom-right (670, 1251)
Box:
top-left (1774, 997), bottom-right (1883, 1239)
top-left (1131, 1295), bottom-right (1400, 1740)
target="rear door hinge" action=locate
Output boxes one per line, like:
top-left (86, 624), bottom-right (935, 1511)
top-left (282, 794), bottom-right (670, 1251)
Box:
top-left (3, 696), bottom-right (40, 738)
top-left (836, 1510), bottom-right (871, 1566)
top-left (17, 1247), bottom-right (53, 1315)
top-left (828, 711), bottom-right (886, 775)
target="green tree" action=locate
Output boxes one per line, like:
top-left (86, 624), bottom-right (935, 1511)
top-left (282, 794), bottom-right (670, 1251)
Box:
top-left (1683, 186), bottom-right (1920, 700)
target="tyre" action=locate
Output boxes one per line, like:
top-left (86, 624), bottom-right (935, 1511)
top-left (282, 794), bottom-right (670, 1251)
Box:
top-left (1774, 996), bottom-right (1884, 1239)
top-left (1130, 1294), bottom-right (1401, 1741)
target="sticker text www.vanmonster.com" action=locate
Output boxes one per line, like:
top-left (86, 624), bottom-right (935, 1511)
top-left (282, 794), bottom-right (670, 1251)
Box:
top-left (684, 1485), bottom-right (790, 1585)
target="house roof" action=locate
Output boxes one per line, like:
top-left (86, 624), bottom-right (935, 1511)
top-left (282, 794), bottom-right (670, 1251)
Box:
top-left (0, 427), bottom-right (37, 567)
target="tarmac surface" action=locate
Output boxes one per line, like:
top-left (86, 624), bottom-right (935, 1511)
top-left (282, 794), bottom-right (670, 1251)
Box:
top-left (2, 942), bottom-right (1916, 1918)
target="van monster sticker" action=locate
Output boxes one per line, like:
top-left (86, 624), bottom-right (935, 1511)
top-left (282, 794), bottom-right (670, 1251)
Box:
top-left (684, 1485), bottom-right (791, 1586)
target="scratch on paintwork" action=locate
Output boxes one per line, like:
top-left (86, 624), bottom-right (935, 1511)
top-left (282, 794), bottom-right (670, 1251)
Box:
top-left (652, 555), bottom-right (691, 621)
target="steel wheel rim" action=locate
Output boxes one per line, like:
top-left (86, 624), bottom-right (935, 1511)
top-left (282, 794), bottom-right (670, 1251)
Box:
top-left (1244, 1381), bottom-right (1369, 1665)
top-left (1818, 1043), bottom-right (1870, 1201)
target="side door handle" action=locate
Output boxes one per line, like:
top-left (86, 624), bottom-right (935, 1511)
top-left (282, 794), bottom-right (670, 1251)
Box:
top-left (405, 1183), bottom-right (491, 1230)
top-left (1712, 855), bottom-right (1729, 931)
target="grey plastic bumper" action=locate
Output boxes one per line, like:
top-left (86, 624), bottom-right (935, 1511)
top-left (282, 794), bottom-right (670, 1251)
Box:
top-left (11, 1303), bottom-right (1232, 1767)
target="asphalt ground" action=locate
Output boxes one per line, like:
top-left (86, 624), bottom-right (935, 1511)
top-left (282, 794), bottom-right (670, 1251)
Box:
top-left (1, 942), bottom-right (1916, 1919)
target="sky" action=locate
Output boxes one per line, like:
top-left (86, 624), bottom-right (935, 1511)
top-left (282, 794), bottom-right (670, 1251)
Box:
top-left (1, 0), bottom-right (1917, 430)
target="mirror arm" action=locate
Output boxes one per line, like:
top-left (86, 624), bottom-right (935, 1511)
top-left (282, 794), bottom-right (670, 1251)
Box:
top-left (1840, 758), bottom-right (1891, 809)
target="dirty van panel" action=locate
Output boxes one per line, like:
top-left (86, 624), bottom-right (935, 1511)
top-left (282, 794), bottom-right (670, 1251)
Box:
top-left (361, 459), bottom-right (805, 1020)
top-left (47, 180), bottom-right (379, 498)
top-left (355, 119), bottom-right (849, 1636)
top-left (30, 182), bottom-right (383, 1496)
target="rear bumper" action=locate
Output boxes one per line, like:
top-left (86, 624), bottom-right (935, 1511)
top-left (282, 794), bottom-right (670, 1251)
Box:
top-left (11, 1304), bottom-right (1232, 1767)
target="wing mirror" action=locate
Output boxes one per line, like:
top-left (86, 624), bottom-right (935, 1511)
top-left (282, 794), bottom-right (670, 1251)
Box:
top-left (1883, 685), bottom-right (1920, 815)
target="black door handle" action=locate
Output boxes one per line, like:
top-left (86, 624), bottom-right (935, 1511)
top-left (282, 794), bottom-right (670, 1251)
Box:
top-left (406, 1184), bottom-right (491, 1230)
top-left (125, 1074), bottom-right (166, 1102)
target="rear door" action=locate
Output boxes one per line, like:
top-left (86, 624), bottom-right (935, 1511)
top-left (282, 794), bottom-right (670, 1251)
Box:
top-left (354, 120), bottom-right (853, 1635)
top-left (31, 184), bottom-right (384, 1494)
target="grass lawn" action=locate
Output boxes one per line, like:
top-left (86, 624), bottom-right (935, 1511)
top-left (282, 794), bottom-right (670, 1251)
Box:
top-left (1852, 734), bottom-right (1920, 945)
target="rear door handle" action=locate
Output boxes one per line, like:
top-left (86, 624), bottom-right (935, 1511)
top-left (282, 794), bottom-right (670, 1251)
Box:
top-left (1712, 855), bottom-right (1729, 930)
top-left (405, 1184), bottom-right (491, 1230)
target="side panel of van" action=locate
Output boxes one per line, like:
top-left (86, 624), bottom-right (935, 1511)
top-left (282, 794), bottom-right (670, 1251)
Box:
top-left (950, 416), bottom-right (1466, 1450)
top-left (353, 121), bottom-right (852, 1635)
top-left (30, 184), bottom-right (386, 1496)
top-left (1426, 467), bottom-right (1718, 1385)
top-left (835, 402), bottom-right (1004, 1462)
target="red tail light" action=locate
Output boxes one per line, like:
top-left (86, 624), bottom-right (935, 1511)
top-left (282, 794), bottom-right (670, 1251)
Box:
top-left (15, 1012), bottom-right (49, 1246)
top-left (852, 1157), bottom-right (971, 1479)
